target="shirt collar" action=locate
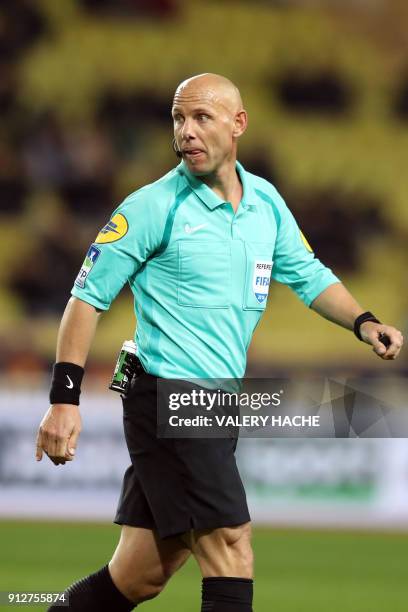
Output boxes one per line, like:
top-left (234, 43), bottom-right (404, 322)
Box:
top-left (177, 160), bottom-right (257, 210)
top-left (236, 161), bottom-right (257, 208)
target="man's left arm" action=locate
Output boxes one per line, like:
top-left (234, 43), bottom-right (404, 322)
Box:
top-left (269, 188), bottom-right (403, 360)
top-left (310, 282), bottom-right (404, 360)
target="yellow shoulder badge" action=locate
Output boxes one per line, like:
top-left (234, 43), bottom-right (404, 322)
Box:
top-left (300, 230), bottom-right (313, 253)
top-left (95, 213), bottom-right (128, 244)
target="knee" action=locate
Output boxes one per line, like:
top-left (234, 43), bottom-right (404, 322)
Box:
top-left (195, 523), bottom-right (254, 578)
top-left (113, 562), bottom-right (176, 604)
top-left (127, 579), bottom-right (164, 603)
top-left (223, 522), bottom-right (252, 548)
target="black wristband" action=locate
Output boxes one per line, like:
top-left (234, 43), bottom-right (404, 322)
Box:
top-left (49, 362), bottom-right (84, 406)
top-left (354, 311), bottom-right (381, 341)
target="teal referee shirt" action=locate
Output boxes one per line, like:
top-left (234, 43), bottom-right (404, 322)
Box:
top-left (72, 161), bottom-right (339, 379)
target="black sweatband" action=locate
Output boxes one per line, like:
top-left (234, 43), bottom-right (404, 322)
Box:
top-left (49, 362), bottom-right (84, 406)
top-left (354, 311), bottom-right (381, 341)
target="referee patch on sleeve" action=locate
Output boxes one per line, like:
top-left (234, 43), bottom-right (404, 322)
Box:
top-left (95, 213), bottom-right (128, 244)
top-left (75, 245), bottom-right (101, 288)
top-left (300, 230), bottom-right (313, 253)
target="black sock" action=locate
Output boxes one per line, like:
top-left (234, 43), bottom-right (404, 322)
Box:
top-left (47, 565), bottom-right (136, 611)
top-left (201, 577), bottom-right (253, 611)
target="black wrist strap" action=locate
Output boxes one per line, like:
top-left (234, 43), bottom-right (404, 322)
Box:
top-left (354, 311), bottom-right (381, 341)
top-left (49, 362), bottom-right (84, 406)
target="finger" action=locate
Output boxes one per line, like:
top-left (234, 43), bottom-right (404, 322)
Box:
top-left (378, 333), bottom-right (391, 349)
top-left (372, 338), bottom-right (387, 356)
top-left (381, 345), bottom-right (402, 360)
top-left (46, 448), bottom-right (66, 466)
top-left (35, 431), bottom-right (43, 462)
top-left (47, 433), bottom-right (59, 461)
top-left (55, 432), bottom-right (69, 461)
top-left (45, 433), bottom-right (65, 466)
top-left (41, 429), bottom-right (50, 457)
top-left (371, 328), bottom-right (397, 356)
top-left (66, 428), bottom-right (81, 459)
top-left (45, 450), bottom-right (65, 466)
top-left (377, 334), bottom-right (403, 360)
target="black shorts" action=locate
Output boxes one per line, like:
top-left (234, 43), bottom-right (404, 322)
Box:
top-left (114, 373), bottom-right (250, 539)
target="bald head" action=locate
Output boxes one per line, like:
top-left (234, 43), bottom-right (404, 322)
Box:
top-left (171, 73), bottom-right (247, 177)
top-left (173, 73), bottom-right (243, 116)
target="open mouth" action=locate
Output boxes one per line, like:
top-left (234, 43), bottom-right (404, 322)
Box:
top-left (183, 149), bottom-right (205, 158)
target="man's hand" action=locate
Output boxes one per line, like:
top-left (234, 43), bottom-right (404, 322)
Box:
top-left (360, 322), bottom-right (404, 360)
top-left (35, 405), bottom-right (82, 466)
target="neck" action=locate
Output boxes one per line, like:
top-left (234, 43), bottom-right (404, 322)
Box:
top-left (200, 158), bottom-right (242, 211)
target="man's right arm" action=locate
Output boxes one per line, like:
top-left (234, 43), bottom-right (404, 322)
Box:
top-left (37, 190), bottom-right (167, 466)
top-left (56, 296), bottom-right (101, 365)
top-left (35, 297), bottom-right (101, 466)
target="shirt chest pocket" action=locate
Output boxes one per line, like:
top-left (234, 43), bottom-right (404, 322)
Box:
top-left (243, 242), bottom-right (274, 310)
top-left (178, 241), bottom-right (231, 308)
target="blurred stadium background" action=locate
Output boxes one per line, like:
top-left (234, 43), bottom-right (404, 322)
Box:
top-left (0, 0), bottom-right (407, 610)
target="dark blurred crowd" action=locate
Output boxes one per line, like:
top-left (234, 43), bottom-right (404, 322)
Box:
top-left (0, 1), bottom-right (178, 314)
top-left (0, 0), bottom-right (395, 319)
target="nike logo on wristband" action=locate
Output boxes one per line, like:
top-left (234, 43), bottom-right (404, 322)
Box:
top-left (66, 375), bottom-right (74, 389)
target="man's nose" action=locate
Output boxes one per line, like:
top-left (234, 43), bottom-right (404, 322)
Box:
top-left (180, 118), bottom-right (196, 141)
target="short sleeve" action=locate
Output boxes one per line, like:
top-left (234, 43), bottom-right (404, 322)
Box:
top-left (71, 192), bottom-right (164, 310)
top-left (271, 191), bottom-right (340, 306)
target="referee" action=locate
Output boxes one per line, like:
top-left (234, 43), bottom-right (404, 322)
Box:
top-left (36, 74), bottom-right (403, 612)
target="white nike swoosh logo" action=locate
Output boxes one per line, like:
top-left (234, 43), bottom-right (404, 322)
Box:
top-left (66, 375), bottom-right (74, 389)
top-left (185, 223), bottom-right (208, 234)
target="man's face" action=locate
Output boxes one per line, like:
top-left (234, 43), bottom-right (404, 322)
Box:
top-left (171, 88), bottom-right (238, 176)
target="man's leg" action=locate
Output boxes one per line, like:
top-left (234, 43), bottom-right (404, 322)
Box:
top-left (48, 525), bottom-right (190, 611)
top-left (109, 525), bottom-right (190, 603)
top-left (182, 522), bottom-right (254, 611)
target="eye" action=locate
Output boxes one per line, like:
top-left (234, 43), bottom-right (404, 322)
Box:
top-left (197, 113), bottom-right (210, 122)
top-left (173, 113), bottom-right (184, 124)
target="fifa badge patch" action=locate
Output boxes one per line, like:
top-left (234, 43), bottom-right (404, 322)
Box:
top-left (253, 260), bottom-right (273, 304)
top-left (95, 212), bottom-right (128, 244)
top-left (75, 245), bottom-right (101, 288)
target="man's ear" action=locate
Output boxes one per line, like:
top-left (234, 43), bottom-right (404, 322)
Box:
top-left (232, 110), bottom-right (248, 138)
